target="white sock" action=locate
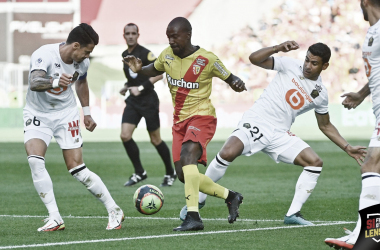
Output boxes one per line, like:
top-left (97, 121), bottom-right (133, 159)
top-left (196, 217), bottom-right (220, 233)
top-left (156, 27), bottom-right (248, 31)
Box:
top-left (69, 164), bottom-right (117, 213)
top-left (352, 172), bottom-right (380, 236)
top-left (286, 166), bottom-right (322, 216)
top-left (199, 153), bottom-right (230, 204)
top-left (28, 155), bottom-right (61, 221)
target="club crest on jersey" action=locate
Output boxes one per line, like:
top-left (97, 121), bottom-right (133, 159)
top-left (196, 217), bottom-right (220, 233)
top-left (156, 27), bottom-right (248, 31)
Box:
top-left (72, 71), bottom-right (79, 82)
top-left (310, 89), bottom-right (319, 99)
top-left (74, 63), bottom-right (79, 69)
top-left (193, 65), bottom-right (201, 75)
top-left (35, 58), bottom-right (43, 66)
top-left (26, 119), bottom-right (32, 126)
top-left (369, 37), bottom-right (374, 46)
top-left (243, 123), bottom-right (251, 129)
top-left (299, 75), bottom-right (305, 80)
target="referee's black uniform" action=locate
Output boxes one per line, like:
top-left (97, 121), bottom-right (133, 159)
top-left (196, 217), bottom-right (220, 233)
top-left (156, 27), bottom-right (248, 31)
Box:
top-left (121, 44), bottom-right (159, 131)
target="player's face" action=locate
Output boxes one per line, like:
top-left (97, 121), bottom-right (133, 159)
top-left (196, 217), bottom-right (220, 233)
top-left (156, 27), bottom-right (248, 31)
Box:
top-left (303, 51), bottom-right (328, 80)
top-left (361, 0), bottom-right (369, 21)
top-left (124, 25), bottom-right (139, 47)
top-left (72, 43), bottom-right (95, 63)
top-left (166, 25), bottom-right (190, 56)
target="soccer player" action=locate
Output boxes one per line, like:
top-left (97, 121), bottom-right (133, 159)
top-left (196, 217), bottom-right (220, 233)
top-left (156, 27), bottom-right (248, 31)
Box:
top-left (23, 23), bottom-right (124, 231)
top-left (123, 17), bottom-right (246, 231)
top-left (120, 23), bottom-right (176, 187)
top-left (325, 0), bottom-right (380, 248)
top-left (180, 41), bottom-right (367, 225)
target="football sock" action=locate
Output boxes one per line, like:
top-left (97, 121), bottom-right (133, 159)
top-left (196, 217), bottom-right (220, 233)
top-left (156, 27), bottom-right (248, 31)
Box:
top-left (183, 164), bottom-right (200, 212)
top-left (69, 164), bottom-right (117, 213)
top-left (352, 172), bottom-right (380, 236)
top-left (155, 141), bottom-right (174, 175)
top-left (286, 166), bottom-right (321, 216)
top-left (199, 174), bottom-right (229, 200)
top-left (199, 153), bottom-right (230, 203)
top-left (27, 155), bottom-right (61, 221)
top-left (123, 139), bottom-right (144, 175)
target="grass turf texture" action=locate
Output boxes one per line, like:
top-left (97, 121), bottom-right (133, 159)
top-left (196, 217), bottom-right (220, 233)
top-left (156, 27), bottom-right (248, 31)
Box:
top-left (0, 141), bottom-right (364, 249)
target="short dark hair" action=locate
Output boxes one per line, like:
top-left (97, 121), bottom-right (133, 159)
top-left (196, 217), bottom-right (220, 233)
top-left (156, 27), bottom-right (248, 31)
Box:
top-left (66, 23), bottom-right (99, 46)
top-left (308, 43), bottom-right (331, 64)
top-left (168, 17), bottom-right (192, 33)
top-left (124, 23), bottom-right (139, 33)
top-left (369, 0), bottom-right (380, 7)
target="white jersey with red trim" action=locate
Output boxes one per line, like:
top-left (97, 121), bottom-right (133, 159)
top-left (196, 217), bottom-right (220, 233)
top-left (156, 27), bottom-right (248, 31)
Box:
top-left (363, 19), bottom-right (380, 118)
top-left (25, 43), bottom-right (89, 113)
top-left (247, 56), bottom-right (329, 131)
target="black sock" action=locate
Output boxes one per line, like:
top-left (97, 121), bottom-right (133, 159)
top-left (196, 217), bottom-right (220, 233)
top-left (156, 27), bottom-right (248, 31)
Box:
top-left (187, 211), bottom-right (201, 220)
top-left (155, 141), bottom-right (174, 175)
top-left (123, 139), bottom-right (144, 175)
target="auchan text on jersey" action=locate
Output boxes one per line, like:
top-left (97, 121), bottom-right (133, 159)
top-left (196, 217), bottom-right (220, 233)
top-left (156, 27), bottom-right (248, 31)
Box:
top-left (167, 75), bottom-right (199, 89)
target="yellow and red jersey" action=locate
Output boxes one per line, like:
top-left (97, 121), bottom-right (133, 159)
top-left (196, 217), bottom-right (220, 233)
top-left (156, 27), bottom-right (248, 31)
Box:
top-left (154, 46), bottom-right (231, 123)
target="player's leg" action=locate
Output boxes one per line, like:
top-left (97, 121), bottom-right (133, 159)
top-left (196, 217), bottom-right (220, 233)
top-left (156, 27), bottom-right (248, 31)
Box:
top-left (63, 147), bottom-right (124, 230)
top-left (277, 138), bottom-right (320, 225)
top-left (24, 109), bottom-right (64, 231)
top-left (121, 104), bottom-right (146, 186)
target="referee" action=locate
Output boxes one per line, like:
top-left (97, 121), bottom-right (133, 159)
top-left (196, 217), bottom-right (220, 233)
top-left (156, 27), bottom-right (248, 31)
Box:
top-left (120, 23), bottom-right (176, 187)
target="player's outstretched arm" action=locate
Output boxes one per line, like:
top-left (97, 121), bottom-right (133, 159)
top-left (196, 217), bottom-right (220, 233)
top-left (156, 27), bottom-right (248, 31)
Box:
top-left (30, 70), bottom-right (72, 92)
top-left (75, 78), bottom-right (97, 132)
top-left (315, 112), bottom-right (366, 165)
top-left (122, 55), bottom-right (163, 77)
top-left (341, 83), bottom-right (370, 110)
top-left (225, 74), bottom-right (247, 92)
top-left (249, 41), bottom-right (299, 70)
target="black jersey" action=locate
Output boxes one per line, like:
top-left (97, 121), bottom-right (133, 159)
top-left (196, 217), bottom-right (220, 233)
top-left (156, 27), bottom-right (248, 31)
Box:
top-left (122, 44), bottom-right (156, 93)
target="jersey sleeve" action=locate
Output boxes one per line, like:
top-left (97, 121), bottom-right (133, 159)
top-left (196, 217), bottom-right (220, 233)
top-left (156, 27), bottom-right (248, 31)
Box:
top-left (153, 48), bottom-right (167, 72)
top-left (30, 47), bottom-right (52, 73)
top-left (209, 55), bottom-right (231, 80)
top-left (78, 59), bottom-right (90, 80)
top-left (314, 93), bottom-right (329, 115)
top-left (273, 56), bottom-right (299, 72)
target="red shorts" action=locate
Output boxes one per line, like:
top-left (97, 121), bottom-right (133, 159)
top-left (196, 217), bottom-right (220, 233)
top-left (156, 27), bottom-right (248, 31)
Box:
top-left (172, 115), bottom-right (217, 166)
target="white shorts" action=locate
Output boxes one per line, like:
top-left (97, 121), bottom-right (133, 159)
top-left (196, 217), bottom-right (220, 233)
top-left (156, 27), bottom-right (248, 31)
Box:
top-left (230, 114), bottom-right (309, 164)
top-left (369, 116), bottom-right (380, 147)
top-left (23, 106), bottom-right (83, 149)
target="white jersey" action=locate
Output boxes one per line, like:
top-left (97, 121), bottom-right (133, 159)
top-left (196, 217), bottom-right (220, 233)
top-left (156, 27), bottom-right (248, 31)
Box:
top-left (363, 19), bottom-right (380, 118)
top-left (247, 56), bottom-right (329, 131)
top-left (25, 43), bottom-right (89, 113)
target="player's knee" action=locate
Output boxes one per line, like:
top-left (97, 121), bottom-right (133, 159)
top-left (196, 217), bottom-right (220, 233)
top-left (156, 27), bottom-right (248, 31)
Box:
top-left (150, 137), bottom-right (161, 146)
top-left (360, 162), bottom-right (377, 174)
top-left (28, 155), bottom-right (46, 177)
top-left (120, 133), bottom-right (132, 142)
top-left (219, 148), bottom-right (236, 162)
top-left (311, 157), bottom-right (323, 167)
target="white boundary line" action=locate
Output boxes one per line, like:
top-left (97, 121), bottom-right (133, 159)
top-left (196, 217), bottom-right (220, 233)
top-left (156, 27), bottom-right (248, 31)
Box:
top-left (0, 214), bottom-right (355, 224)
top-left (0, 221), bottom-right (355, 249)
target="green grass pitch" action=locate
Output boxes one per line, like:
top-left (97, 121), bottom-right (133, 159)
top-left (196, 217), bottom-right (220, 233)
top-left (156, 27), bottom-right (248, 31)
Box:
top-left (0, 140), bottom-right (365, 249)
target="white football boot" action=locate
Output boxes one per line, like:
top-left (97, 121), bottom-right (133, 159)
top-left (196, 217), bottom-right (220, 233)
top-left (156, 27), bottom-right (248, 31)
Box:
top-left (324, 228), bottom-right (357, 249)
top-left (106, 207), bottom-right (124, 230)
top-left (37, 217), bottom-right (65, 232)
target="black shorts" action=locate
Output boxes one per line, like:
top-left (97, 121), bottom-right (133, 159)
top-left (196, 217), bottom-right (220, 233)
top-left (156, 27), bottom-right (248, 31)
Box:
top-left (122, 90), bottom-right (160, 131)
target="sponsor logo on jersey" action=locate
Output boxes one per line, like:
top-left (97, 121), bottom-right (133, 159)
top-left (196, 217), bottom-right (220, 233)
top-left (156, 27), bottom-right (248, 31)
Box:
top-left (165, 54), bottom-right (174, 60)
top-left (26, 119), bottom-right (32, 126)
top-left (167, 74), bottom-right (199, 89)
top-left (243, 123), bottom-right (251, 129)
top-left (68, 120), bottom-right (79, 137)
top-left (310, 89), bottom-right (319, 99)
top-left (285, 89), bottom-right (305, 110)
top-left (291, 78), bottom-right (313, 103)
top-left (369, 37), bottom-right (374, 46)
top-left (214, 61), bottom-right (229, 77)
top-left (196, 58), bottom-right (206, 66)
top-left (147, 51), bottom-right (156, 61)
top-left (193, 64), bottom-right (201, 75)
top-left (54, 63), bottom-right (60, 69)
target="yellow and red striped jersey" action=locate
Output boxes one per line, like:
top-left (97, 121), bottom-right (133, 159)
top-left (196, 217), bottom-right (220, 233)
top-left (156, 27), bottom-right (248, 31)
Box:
top-left (154, 46), bottom-right (231, 123)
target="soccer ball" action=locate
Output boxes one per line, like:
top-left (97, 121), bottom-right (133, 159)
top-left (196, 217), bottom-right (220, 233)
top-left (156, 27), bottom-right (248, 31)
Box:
top-left (133, 184), bottom-right (164, 215)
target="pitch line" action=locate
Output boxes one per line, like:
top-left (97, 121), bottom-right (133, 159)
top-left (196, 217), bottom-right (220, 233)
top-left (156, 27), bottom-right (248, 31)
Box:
top-left (0, 215), bottom-right (355, 224)
top-left (0, 221), bottom-right (355, 249)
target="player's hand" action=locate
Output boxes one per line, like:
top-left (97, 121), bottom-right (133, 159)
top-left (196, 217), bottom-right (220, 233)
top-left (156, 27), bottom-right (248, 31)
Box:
top-left (128, 86), bottom-right (141, 96)
top-left (123, 55), bottom-right (143, 73)
top-left (59, 73), bottom-right (72, 87)
top-left (120, 86), bottom-right (129, 96)
top-left (341, 92), bottom-right (364, 110)
top-left (84, 115), bottom-right (97, 132)
top-left (345, 145), bottom-right (367, 166)
top-left (276, 41), bottom-right (299, 53)
top-left (228, 76), bottom-right (247, 92)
